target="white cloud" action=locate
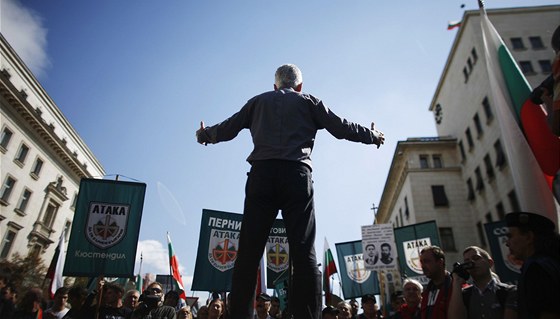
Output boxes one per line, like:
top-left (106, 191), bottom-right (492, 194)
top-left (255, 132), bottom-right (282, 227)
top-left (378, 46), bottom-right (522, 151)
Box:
top-left (136, 239), bottom-right (186, 275)
top-left (1, 0), bottom-right (50, 77)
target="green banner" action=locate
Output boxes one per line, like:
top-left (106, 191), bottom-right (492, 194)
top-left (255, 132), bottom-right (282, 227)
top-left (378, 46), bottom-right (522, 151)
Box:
top-left (192, 209), bottom-right (242, 292)
top-left (266, 219), bottom-right (288, 288)
top-left (335, 240), bottom-right (379, 299)
top-left (484, 221), bottom-right (521, 284)
top-left (64, 178), bottom-right (146, 277)
top-left (393, 220), bottom-right (440, 285)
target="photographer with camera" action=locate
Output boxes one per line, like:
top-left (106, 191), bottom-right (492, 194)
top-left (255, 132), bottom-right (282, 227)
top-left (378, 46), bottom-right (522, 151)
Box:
top-left (131, 282), bottom-right (176, 319)
top-left (448, 246), bottom-right (517, 319)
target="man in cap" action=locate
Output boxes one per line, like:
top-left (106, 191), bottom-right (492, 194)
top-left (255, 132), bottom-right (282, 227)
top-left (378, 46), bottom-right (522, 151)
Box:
top-left (359, 294), bottom-right (381, 319)
top-left (255, 293), bottom-right (272, 319)
top-left (506, 211), bottom-right (560, 319)
top-left (323, 305), bottom-right (340, 319)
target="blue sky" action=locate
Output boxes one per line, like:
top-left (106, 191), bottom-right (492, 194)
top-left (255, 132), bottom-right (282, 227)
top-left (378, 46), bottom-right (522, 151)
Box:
top-left (2, 0), bottom-right (557, 297)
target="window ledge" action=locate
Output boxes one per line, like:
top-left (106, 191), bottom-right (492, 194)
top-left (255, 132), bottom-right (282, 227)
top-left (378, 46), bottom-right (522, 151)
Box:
top-left (30, 172), bottom-right (39, 180)
top-left (13, 159), bottom-right (24, 168)
top-left (14, 208), bottom-right (26, 217)
top-left (0, 198), bottom-right (9, 206)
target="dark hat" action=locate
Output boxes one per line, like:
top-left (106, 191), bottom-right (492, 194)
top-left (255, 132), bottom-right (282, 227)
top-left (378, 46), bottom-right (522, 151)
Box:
top-left (322, 305), bottom-right (339, 316)
top-left (256, 293), bottom-right (271, 302)
top-left (362, 294), bottom-right (377, 304)
top-left (505, 212), bottom-right (555, 232)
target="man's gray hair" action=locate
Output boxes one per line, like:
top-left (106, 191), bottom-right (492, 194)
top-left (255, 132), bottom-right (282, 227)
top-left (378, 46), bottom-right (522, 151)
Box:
top-left (275, 64), bottom-right (303, 89)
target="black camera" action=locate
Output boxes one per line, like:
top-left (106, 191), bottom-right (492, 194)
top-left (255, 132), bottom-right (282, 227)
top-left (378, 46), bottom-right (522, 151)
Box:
top-left (452, 261), bottom-right (474, 280)
top-left (137, 293), bottom-right (161, 313)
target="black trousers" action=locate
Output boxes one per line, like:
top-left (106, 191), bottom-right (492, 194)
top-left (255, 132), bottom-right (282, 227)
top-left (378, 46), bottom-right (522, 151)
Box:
top-left (229, 160), bottom-right (321, 319)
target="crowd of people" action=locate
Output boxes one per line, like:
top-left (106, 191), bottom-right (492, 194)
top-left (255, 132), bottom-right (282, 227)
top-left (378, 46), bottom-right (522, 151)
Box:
top-left (0, 211), bottom-right (559, 319)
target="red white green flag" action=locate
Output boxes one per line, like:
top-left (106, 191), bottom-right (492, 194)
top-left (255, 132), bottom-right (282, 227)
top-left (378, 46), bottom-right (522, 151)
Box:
top-left (167, 233), bottom-right (186, 299)
top-left (447, 20), bottom-right (461, 30)
top-left (479, 0), bottom-right (557, 224)
top-left (323, 238), bottom-right (338, 306)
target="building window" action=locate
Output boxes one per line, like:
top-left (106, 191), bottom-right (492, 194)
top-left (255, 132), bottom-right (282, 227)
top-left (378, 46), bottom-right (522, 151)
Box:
top-left (482, 97), bottom-right (494, 123)
top-left (463, 67), bottom-right (470, 83)
top-left (519, 61), bottom-right (535, 74)
top-left (15, 188), bottom-right (32, 215)
top-left (30, 158), bottom-right (44, 179)
top-left (0, 127), bottom-right (13, 151)
top-left (64, 220), bottom-right (72, 241)
top-left (14, 143), bottom-right (30, 165)
top-left (508, 190), bottom-right (521, 212)
top-left (494, 140), bottom-right (507, 168)
top-left (471, 47), bottom-right (478, 63)
top-left (496, 202), bottom-right (506, 220)
top-left (465, 128), bottom-right (474, 150)
top-left (483, 154), bottom-right (495, 180)
top-left (0, 229), bottom-right (17, 259)
top-left (473, 113), bottom-right (483, 137)
top-left (539, 60), bottom-right (552, 73)
top-left (0, 176), bottom-right (16, 205)
top-left (431, 185), bottom-right (449, 207)
top-left (475, 167), bottom-right (484, 191)
top-left (420, 155), bottom-right (429, 169)
top-left (42, 202), bottom-right (59, 228)
top-left (404, 196), bottom-right (410, 219)
top-left (467, 57), bottom-right (473, 72)
top-left (529, 36), bottom-right (544, 49)
top-left (485, 212), bottom-right (493, 223)
top-left (439, 227), bottom-right (457, 252)
top-left (511, 37), bottom-right (525, 50)
top-left (70, 193), bottom-right (78, 210)
top-left (432, 155), bottom-right (443, 168)
top-left (458, 140), bottom-right (466, 161)
top-left (467, 178), bottom-right (475, 201)
top-left (476, 222), bottom-right (487, 247)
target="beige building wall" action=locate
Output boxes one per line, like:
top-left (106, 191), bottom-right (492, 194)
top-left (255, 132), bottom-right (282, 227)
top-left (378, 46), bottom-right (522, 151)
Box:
top-left (378, 5), bottom-right (559, 268)
top-left (0, 34), bottom-right (105, 264)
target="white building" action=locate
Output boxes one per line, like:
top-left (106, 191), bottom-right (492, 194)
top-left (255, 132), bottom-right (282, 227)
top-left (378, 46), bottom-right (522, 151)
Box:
top-left (376, 5), bottom-right (559, 264)
top-left (0, 34), bottom-right (105, 263)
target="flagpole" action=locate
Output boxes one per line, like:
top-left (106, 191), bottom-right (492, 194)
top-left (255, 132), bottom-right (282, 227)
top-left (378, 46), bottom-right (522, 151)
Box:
top-left (168, 231), bottom-right (173, 292)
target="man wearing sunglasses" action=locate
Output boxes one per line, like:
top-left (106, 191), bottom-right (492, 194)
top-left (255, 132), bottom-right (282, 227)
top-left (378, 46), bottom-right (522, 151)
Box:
top-left (132, 282), bottom-right (176, 319)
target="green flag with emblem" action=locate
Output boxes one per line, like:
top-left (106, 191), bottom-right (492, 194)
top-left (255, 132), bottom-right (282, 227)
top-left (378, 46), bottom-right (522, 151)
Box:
top-left (64, 178), bottom-right (146, 277)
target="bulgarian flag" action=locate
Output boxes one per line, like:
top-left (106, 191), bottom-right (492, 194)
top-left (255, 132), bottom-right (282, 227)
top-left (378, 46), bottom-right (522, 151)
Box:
top-left (447, 20), bottom-right (461, 30)
top-left (167, 233), bottom-right (186, 299)
top-left (323, 238), bottom-right (338, 306)
top-left (479, 0), bottom-right (558, 224)
top-left (46, 229), bottom-right (66, 299)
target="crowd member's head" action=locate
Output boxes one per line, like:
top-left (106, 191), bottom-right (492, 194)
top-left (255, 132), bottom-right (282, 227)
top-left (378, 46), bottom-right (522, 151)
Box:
top-left (270, 296), bottom-right (281, 318)
top-left (52, 287), bottom-right (69, 309)
top-left (1, 283), bottom-right (17, 302)
top-left (420, 245), bottom-right (446, 281)
top-left (349, 299), bottom-right (359, 317)
top-left (506, 212), bottom-right (559, 261)
top-left (18, 287), bottom-right (43, 313)
top-left (163, 290), bottom-right (180, 308)
top-left (144, 282), bottom-right (164, 304)
top-left (462, 246), bottom-right (494, 281)
top-left (274, 64), bottom-right (303, 91)
top-left (255, 293), bottom-right (271, 319)
top-left (207, 298), bottom-right (224, 319)
top-left (322, 305), bottom-right (339, 319)
top-left (0, 275), bottom-right (7, 290)
top-left (197, 305), bottom-right (209, 319)
top-left (103, 282), bottom-right (124, 307)
top-left (123, 289), bottom-right (140, 310)
top-left (336, 301), bottom-right (352, 319)
top-left (361, 294), bottom-right (378, 318)
top-left (402, 278), bottom-right (423, 306)
top-left (177, 305), bottom-right (193, 319)
top-left (67, 286), bottom-right (88, 311)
